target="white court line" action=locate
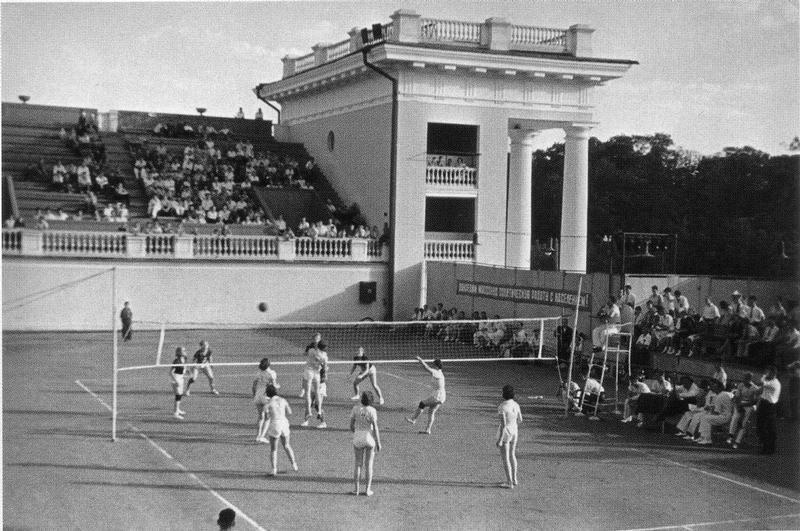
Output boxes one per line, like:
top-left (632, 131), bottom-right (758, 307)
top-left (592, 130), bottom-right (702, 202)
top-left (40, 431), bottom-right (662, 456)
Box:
top-left (380, 370), bottom-right (429, 388)
top-left (630, 448), bottom-right (800, 505)
top-left (74, 379), bottom-right (266, 531)
top-left (614, 512), bottom-right (800, 531)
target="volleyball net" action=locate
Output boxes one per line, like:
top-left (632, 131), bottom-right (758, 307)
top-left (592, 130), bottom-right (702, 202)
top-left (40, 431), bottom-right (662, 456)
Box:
top-left (110, 316), bottom-right (567, 439)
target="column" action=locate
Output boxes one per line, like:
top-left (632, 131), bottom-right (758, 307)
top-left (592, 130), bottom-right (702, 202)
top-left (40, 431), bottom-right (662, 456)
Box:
top-left (560, 125), bottom-right (591, 273)
top-left (506, 128), bottom-right (538, 269)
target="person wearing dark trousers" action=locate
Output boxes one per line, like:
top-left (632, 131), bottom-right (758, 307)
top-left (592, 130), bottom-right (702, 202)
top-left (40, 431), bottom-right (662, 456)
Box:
top-left (756, 366), bottom-right (781, 455)
top-left (120, 301), bottom-right (133, 341)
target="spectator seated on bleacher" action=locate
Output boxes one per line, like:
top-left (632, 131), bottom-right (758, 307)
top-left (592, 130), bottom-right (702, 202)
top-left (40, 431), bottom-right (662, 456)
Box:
top-left (674, 379), bottom-right (718, 438)
top-left (52, 161), bottom-right (68, 192)
top-left (577, 367), bottom-right (605, 415)
top-left (654, 375), bottom-right (700, 423)
top-left (634, 369), bottom-right (673, 427)
top-left (649, 306), bottom-right (675, 352)
top-left (621, 371), bottom-right (651, 423)
top-left (726, 372), bottom-right (759, 449)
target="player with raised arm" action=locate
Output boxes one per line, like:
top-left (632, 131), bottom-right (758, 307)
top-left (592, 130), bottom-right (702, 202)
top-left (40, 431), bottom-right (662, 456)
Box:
top-left (350, 390), bottom-right (382, 496)
top-left (184, 340), bottom-right (219, 396)
top-left (253, 357), bottom-right (278, 442)
top-left (299, 333), bottom-right (322, 398)
top-left (169, 347), bottom-right (188, 419)
top-left (301, 340), bottom-right (328, 428)
top-left (405, 356), bottom-right (446, 434)
top-left (349, 347), bottom-right (385, 405)
top-left (258, 384), bottom-right (298, 476)
top-left (496, 385), bottom-right (522, 488)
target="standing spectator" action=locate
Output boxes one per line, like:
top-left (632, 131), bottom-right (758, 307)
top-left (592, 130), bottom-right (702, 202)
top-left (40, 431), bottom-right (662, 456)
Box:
top-left (662, 287), bottom-right (676, 314)
top-left (255, 108), bottom-right (264, 120)
top-left (648, 285), bottom-right (664, 308)
top-left (52, 160), bottom-right (67, 192)
top-left (554, 317), bottom-right (574, 367)
top-left (756, 366), bottom-right (781, 455)
top-left (120, 301), bottom-right (133, 341)
top-left (748, 296), bottom-right (765, 327)
top-left (235, 107), bottom-right (245, 119)
top-left (768, 297), bottom-right (787, 319)
top-left (731, 291), bottom-right (750, 319)
top-left (620, 285), bottom-right (637, 308)
top-left (702, 297), bottom-right (720, 323)
top-left (674, 290), bottom-right (690, 316)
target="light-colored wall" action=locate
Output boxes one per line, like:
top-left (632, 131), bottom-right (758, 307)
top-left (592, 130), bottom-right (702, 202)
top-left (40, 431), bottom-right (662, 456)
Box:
top-left (287, 99), bottom-right (392, 230)
top-left (2, 257), bottom-right (389, 331)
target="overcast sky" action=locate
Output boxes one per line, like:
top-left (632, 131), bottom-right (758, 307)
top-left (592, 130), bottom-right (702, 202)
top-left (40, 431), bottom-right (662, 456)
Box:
top-left (2, 1), bottom-right (798, 155)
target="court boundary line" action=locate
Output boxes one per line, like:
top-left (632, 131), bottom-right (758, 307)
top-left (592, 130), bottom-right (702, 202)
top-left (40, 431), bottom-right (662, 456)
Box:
top-left (74, 379), bottom-right (267, 531)
top-left (630, 447), bottom-right (800, 505)
top-left (614, 512), bottom-right (800, 531)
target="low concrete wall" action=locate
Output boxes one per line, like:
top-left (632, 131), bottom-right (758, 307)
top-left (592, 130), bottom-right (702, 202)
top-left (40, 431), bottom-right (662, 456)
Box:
top-left (2, 102), bottom-right (96, 127)
top-left (3, 257), bottom-right (389, 331)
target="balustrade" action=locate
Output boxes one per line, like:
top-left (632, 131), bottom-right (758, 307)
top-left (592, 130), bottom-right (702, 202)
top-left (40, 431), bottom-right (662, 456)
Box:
top-left (3, 229), bottom-right (21, 253)
top-left (511, 25), bottom-right (568, 50)
top-left (424, 240), bottom-right (475, 261)
top-left (426, 166), bottom-right (477, 187)
top-left (295, 237), bottom-right (352, 259)
top-left (145, 234), bottom-right (175, 256)
top-left (42, 231), bottom-right (127, 256)
top-left (193, 235), bottom-right (279, 259)
top-left (420, 18), bottom-right (482, 43)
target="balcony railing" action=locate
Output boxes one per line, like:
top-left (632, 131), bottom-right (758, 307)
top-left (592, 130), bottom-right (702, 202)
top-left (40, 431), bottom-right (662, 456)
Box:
top-left (426, 166), bottom-right (477, 187)
top-left (2, 229), bottom-right (388, 263)
top-left (281, 11), bottom-right (582, 78)
top-left (424, 240), bottom-right (475, 262)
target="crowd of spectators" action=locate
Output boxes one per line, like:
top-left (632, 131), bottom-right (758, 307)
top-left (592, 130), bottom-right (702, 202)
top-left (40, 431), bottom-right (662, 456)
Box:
top-left (588, 285), bottom-right (800, 369)
top-left (408, 303), bottom-right (563, 359)
top-left (59, 110), bottom-right (106, 165)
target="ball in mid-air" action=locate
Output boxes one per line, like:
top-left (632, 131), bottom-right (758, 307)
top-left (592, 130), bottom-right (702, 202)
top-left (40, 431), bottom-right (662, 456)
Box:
top-left (258, 302), bottom-right (268, 313)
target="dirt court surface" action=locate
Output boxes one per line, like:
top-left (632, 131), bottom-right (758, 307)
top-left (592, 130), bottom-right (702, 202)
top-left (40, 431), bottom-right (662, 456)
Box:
top-left (4, 330), bottom-right (800, 530)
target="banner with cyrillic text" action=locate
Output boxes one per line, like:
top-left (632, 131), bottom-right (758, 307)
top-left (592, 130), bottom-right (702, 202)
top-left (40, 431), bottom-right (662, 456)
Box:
top-left (456, 281), bottom-right (591, 311)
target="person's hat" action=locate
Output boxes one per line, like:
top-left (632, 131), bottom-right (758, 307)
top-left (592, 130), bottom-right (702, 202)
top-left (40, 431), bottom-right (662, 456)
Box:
top-left (218, 508), bottom-right (236, 527)
top-left (731, 290), bottom-right (741, 296)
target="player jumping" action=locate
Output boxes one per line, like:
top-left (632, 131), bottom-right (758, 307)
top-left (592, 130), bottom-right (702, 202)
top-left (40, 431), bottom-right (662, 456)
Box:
top-left (185, 340), bottom-right (219, 396)
top-left (349, 347), bottom-right (385, 405)
top-left (301, 340), bottom-right (328, 428)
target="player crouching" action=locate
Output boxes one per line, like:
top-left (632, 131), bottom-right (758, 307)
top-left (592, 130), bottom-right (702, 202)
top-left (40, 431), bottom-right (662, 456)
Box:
top-left (184, 340), bottom-right (219, 396)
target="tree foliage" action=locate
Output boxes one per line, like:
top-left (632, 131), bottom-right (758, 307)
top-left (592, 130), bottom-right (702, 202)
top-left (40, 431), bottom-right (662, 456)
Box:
top-left (532, 134), bottom-right (799, 278)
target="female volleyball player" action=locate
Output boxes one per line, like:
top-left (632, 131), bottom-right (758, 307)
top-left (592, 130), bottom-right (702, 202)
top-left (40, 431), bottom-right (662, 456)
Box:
top-left (259, 384), bottom-right (298, 476)
top-left (405, 356), bottom-right (446, 434)
top-left (350, 390), bottom-right (382, 496)
top-left (349, 347), bottom-right (385, 405)
top-left (253, 357), bottom-right (278, 441)
top-left (169, 347), bottom-right (188, 419)
top-left (301, 341), bottom-right (328, 428)
top-left (299, 333), bottom-right (322, 398)
top-left (496, 385), bottom-right (522, 488)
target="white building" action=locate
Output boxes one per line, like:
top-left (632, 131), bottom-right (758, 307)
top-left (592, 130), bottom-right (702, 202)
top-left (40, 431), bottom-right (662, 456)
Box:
top-left (256, 10), bottom-right (635, 318)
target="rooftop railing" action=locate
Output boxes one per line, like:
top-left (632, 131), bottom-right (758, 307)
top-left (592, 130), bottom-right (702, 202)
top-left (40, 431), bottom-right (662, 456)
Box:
top-left (2, 229), bottom-right (388, 263)
top-left (282, 10), bottom-right (589, 78)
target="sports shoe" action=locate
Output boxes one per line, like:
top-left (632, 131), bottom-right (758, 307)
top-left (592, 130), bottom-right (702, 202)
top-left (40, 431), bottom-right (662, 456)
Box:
top-left (725, 436), bottom-right (733, 445)
top-left (379, 398), bottom-right (385, 405)
top-left (299, 390), bottom-right (306, 398)
top-left (499, 482), bottom-right (514, 489)
top-left (731, 443), bottom-right (739, 450)
top-left (183, 389), bottom-right (191, 397)
top-left (696, 438), bottom-right (712, 445)
top-left (350, 395), bottom-right (360, 401)
top-left (682, 435), bottom-right (695, 440)
top-left (636, 421), bottom-right (644, 428)
top-left (405, 417), bottom-right (416, 424)
top-left (675, 430), bottom-right (686, 437)
top-left (364, 490), bottom-right (374, 496)
top-left (316, 422), bottom-right (328, 429)
top-left (173, 412), bottom-right (185, 419)
top-left (257, 437), bottom-right (268, 444)
top-left (300, 419), bottom-right (310, 427)
top-left (292, 463), bottom-right (299, 472)
top-left (620, 416), bottom-right (633, 423)
top-left (177, 409), bottom-right (187, 416)
top-left (211, 389), bottom-right (220, 395)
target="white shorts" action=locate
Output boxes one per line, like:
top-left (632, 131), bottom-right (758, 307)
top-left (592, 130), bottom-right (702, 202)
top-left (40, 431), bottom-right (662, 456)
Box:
top-left (171, 375), bottom-right (185, 395)
top-left (266, 418), bottom-right (290, 439)
top-left (304, 368), bottom-right (320, 384)
top-left (315, 382), bottom-right (327, 398)
top-left (423, 391), bottom-right (446, 406)
top-left (353, 430), bottom-right (376, 449)
top-left (355, 365), bottom-right (377, 380)
top-left (498, 426), bottom-right (518, 444)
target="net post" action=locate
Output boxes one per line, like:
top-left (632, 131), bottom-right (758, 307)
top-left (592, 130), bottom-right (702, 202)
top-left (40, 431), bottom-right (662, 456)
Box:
top-left (111, 267), bottom-right (119, 442)
top-left (155, 322), bottom-right (166, 366)
top-left (537, 318), bottom-right (545, 359)
top-left (565, 276), bottom-right (583, 417)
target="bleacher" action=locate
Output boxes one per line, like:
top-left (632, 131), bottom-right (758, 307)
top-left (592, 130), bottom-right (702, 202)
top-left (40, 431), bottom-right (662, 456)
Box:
top-left (2, 102), bottom-right (360, 233)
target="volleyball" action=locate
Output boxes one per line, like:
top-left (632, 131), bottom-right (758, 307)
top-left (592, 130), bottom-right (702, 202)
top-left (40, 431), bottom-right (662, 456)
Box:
top-left (258, 302), bottom-right (268, 313)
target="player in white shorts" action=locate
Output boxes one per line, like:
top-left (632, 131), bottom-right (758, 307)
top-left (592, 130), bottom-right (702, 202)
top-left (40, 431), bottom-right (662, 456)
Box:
top-left (496, 385), bottom-right (522, 488)
top-left (258, 385), bottom-right (298, 476)
top-left (299, 333), bottom-right (322, 398)
top-left (169, 347), bottom-right (188, 419)
top-left (252, 357), bottom-right (279, 441)
top-left (405, 356), bottom-right (446, 434)
top-left (184, 340), bottom-right (219, 396)
top-left (349, 347), bottom-right (385, 405)
top-left (350, 391), bottom-right (382, 496)
top-left (301, 341), bottom-right (329, 428)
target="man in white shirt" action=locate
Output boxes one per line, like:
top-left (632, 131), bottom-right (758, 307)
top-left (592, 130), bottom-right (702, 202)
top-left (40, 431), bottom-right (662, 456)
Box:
top-left (702, 297), bottom-right (721, 323)
top-left (592, 296), bottom-right (621, 351)
top-left (748, 296), bottom-right (765, 326)
top-left (756, 366), bottom-right (781, 454)
top-left (620, 285), bottom-right (637, 309)
top-left (674, 290), bottom-right (690, 316)
top-left (696, 381), bottom-right (734, 445)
